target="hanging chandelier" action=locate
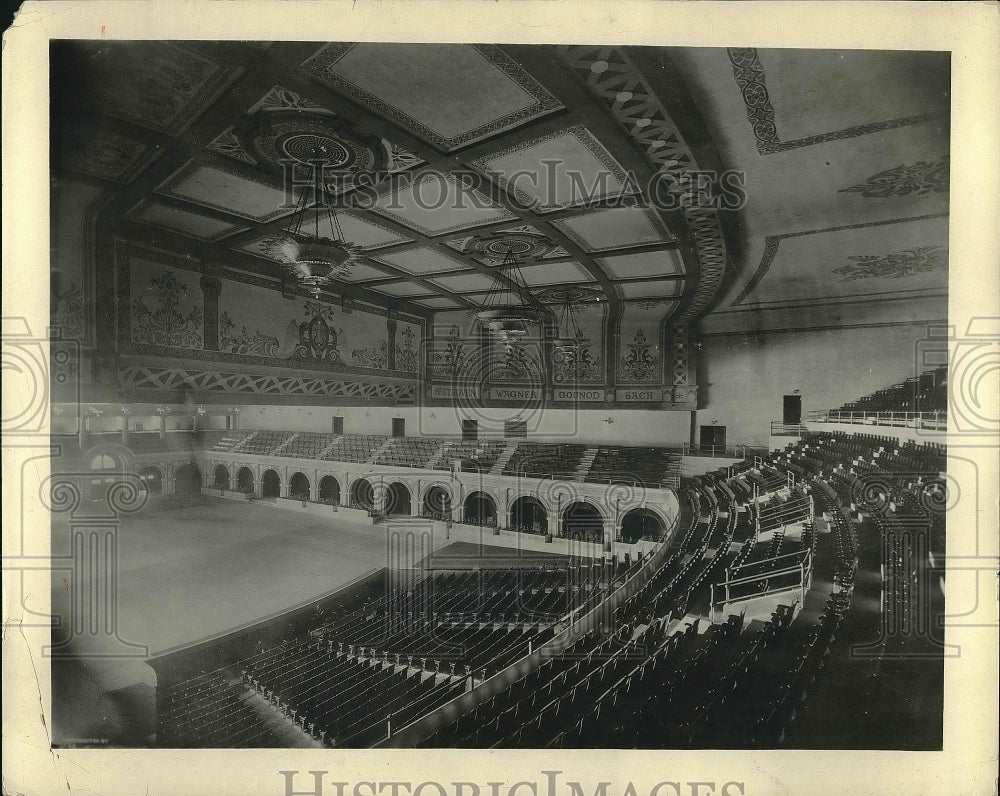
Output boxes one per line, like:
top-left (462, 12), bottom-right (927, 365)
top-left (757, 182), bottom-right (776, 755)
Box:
top-left (476, 246), bottom-right (542, 347)
top-left (277, 161), bottom-right (364, 297)
top-left (551, 295), bottom-right (590, 355)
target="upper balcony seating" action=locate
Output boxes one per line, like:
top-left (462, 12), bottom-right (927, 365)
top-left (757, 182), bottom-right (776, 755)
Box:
top-left (828, 365), bottom-right (948, 418)
top-left (502, 442), bottom-right (587, 478)
top-left (239, 431), bottom-right (296, 457)
top-left (204, 429), bottom-right (255, 452)
top-left (279, 432), bottom-right (339, 459)
top-left (431, 439), bottom-right (505, 472)
top-left (321, 434), bottom-right (387, 464)
top-left (376, 436), bottom-right (440, 468)
top-left (585, 445), bottom-right (681, 486)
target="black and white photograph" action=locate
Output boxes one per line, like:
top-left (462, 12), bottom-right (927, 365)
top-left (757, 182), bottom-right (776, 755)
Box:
top-left (3, 3), bottom-right (998, 795)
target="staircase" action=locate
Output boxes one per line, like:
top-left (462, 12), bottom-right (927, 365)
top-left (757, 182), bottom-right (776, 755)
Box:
top-left (272, 433), bottom-right (299, 457)
top-left (367, 437), bottom-right (396, 465)
top-left (427, 440), bottom-right (451, 469)
top-left (318, 435), bottom-right (343, 459)
top-left (489, 440), bottom-right (521, 475)
top-left (574, 446), bottom-right (599, 479)
top-left (229, 431), bottom-right (258, 453)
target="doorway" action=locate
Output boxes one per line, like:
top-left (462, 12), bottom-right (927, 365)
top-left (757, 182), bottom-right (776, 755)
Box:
top-left (699, 425), bottom-right (727, 454)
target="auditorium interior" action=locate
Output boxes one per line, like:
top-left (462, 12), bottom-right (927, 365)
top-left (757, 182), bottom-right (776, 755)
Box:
top-left (47, 42), bottom-right (952, 750)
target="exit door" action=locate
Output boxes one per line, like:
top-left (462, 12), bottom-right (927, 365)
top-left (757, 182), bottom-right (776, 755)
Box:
top-left (699, 425), bottom-right (727, 453)
top-left (783, 394), bottom-right (802, 425)
top-left (462, 419), bottom-right (478, 441)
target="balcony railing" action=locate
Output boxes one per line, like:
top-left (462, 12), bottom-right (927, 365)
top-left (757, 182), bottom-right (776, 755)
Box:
top-left (806, 410), bottom-right (947, 431)
top-left (769, 422), bottom-right (810, 437)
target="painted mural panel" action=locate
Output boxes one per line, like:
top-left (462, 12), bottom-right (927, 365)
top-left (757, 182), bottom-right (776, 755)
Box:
top-left (616, 301), bottom-right (674, 384)
top-left (551, 302), bottom-right (605, 385)
top-left (395, 320), bottom-right (420, 373)
top-left (129, 258), bottom-right (204, 349)
top-left (489, 318), bottom-right (545, 385)
top-left (427, 311), bottom-right (477, 381)
top-left (216, 277), bottom-right (407, 373)
top-left (52, 180), bottom-right (104, 346)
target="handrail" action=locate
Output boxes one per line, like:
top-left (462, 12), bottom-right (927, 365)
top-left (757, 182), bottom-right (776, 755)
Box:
top-left (377, 539), bottom-right (672, 747)
top-left (807, 410), bottom-right (947, 430)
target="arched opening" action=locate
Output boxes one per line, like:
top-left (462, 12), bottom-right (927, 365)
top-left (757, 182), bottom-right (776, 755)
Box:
top-left (422, 485), bottom-right (452, 520)
top-left (213, 465), bottom-right (230, 490)
top-left (620, 507), bottom-right (666, 543)
top-left (319, 475), bottom-right (341, 504)
top-left (562, 501), bottom-right (604, 543)
top-left (261, 469), bottom-right (280, 499)
top-left (138, 467), bottom-right (164, 495)
top-left (236, 467), bottom-right (254, 495)
top-left (90, 453), bottom-right (119, 471)
top-left (464, 491), bottom-right (497, 527)
top-left (510, 495), bottom-right (548, 535)
top-left (289, 472), bottom-right (311, 501)
top-left (384, 482), bottom-right (412, 516)
top-left (350, 478), bottom-right (374, 510)
top-left (174, 463), bottom-right (202, 497)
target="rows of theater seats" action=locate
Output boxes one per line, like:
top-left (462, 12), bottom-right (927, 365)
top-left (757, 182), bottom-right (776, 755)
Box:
top-left (159, 672), bottom-right (284, 748)
top-left (502, 443), bottom-right (587, 478)
top-left (240, 642), bottom-right (468, 747)
top-left (585, 445), bottom-right (681, 486)
top-left (157, 430), bottom-right (942, 748)
top-left (375, 437), bottom-right (439, 468)
top-left (441, 440), bottom-right (506, 472)
top-left (321, 434), bottom-right (384, 463)
top-left (831, 365), bottom-right (947, 415)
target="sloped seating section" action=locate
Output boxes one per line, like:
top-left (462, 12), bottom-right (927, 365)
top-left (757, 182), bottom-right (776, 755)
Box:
top-left (159, 672), bottom-right (284, 748)
top-left (204, 429), bottom-right (256, 452)
top-left (502, 442), bottom-right (587, 478)
top-left (280, 432), bottom-right (338, 459)
top-left (585, 445), bottom-right (681, 486)
top-left (239, 431), bottom-right (296, 456)
top-left (321, 434), bottom-right (387, 464)
top-left (817, 365), bottom-right (948, 428)
top-left (432, 439), bottom-right (505, 472)
top-left (376, 436), bottom-right (440, 468)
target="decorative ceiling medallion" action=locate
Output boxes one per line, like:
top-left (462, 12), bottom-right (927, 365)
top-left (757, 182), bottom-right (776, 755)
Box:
top-left (232, 111), bottom-right (423, 191)
top-left (444, 225), bottom-right (569, 264)
top-left (206, 127), bottom-right (257, 166)
top-left (534, 285), bottom-right (605, 305)
top-left (248, 85), bottom-right (335, 115)
top-left (300, 43), bottom-right (563, 152)
top-left (838, 157), bottom-right (950, 198)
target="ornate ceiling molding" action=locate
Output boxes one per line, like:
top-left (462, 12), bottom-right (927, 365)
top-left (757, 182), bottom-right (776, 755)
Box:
top-left (299, 44), bottom-right (563, 152)
top-left (732, 212), bottom-right (950, 306)
top-left (557, 46), bottom-right (729, 323)
top-left (726, 48), bottom-right (947, 156)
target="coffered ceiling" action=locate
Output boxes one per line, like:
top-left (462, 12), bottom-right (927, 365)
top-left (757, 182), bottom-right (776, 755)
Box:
top-left (52, 42), bottom-right (949, 330)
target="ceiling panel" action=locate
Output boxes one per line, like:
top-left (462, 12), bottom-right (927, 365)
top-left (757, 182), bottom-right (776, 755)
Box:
top-left (367, 282), bottom-right (437, 297)
top-left (596, 250), bottom-right (685, 280)
top-left (70, 41), bottom-right (240, 135)
top-left (517, 261), bottom-right (596, 287)
top-left (372, 172), bottom-right (516, 235)
top-left (157, 162), bottom-right (295, 222)
top-left (127, 201), bottom-right (248, 241)
top-left (300, 43), bottom-right (562, 151)
top-left (371, 245), bottom-right (469, 275)
top-left (56, 122), bottom-right (160, 184)
top-left (552, 206), bottom-right (675, 252)
top-left (412, 296), bottom-right (464, 308)
top-left (617, 279), bottom-right (685, 299)
top-left (471, 125), bottom-right (636, 213)
top-left (426, 272), bottom-right (498, 293)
